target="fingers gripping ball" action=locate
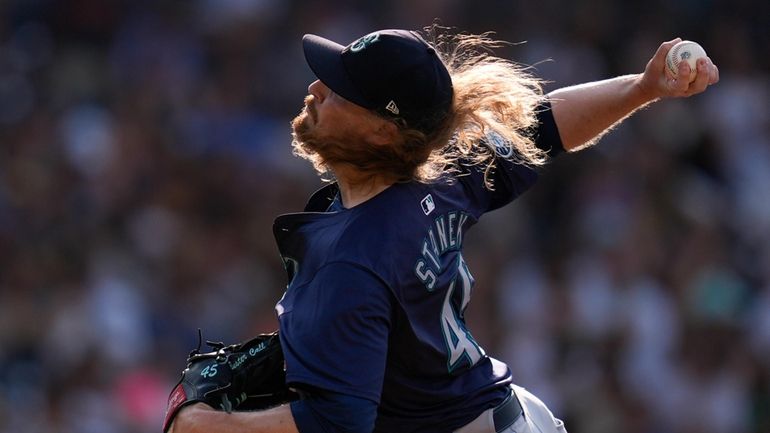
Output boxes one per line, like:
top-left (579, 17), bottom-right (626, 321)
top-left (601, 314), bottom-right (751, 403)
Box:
top-left (666, 40), bottom-right (708, 83)
top-left (162, 331), bottom-right (294, 432)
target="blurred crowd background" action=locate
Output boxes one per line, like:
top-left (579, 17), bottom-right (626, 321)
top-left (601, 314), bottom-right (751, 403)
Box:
top-left (0, 0), bottom-right (768, 432)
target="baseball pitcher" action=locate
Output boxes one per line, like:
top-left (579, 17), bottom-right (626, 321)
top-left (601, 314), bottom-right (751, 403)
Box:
top-left (165, 26), bottom-right (718, 433)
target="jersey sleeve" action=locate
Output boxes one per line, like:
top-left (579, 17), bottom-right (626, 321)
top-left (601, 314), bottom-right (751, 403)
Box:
top-left (290, 391), bottom-right (378, 433)
top-left (458, 100), bottom-right (564, 214)
top-left (534, 100), bottom-right (565, 157)
top-left (279, 261), bottom-right (392, 404)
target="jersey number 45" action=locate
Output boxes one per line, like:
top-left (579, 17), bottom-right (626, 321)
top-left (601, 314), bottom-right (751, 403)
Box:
top-left (441, 256), bottom-right (485, 373)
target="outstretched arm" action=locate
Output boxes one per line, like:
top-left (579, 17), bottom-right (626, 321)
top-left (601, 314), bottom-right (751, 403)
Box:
top-left (548, 38), bottom-right (720, 151)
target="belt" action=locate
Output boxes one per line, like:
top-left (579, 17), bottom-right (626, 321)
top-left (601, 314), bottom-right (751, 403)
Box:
top-left (493, 390), bottom-right (523, 432)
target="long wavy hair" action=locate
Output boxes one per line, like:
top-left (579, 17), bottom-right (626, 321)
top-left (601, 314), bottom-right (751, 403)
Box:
top-left (292, 26), bottom-right (549, 188)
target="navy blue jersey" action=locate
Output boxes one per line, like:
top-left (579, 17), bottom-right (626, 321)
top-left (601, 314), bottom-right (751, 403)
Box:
top-left (273, 106), bottom-right (562, 432)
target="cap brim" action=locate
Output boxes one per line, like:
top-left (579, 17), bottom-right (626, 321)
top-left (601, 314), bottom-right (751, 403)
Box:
top-left (302, 34), bottom-right (370, 108)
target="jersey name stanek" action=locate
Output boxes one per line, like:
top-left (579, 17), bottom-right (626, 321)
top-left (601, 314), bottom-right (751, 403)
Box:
top-left (414, 210), bottom-right (470, 290)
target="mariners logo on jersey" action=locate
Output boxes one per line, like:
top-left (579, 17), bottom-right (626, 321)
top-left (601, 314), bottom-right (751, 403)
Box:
top-left (486, 130), bottom-right (514, 158)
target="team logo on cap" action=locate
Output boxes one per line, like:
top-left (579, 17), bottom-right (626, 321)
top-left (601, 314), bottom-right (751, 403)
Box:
top-left (350, 33), bottom-right (380, 52)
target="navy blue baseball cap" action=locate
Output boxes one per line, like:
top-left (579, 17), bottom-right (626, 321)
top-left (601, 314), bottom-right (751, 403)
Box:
top-left (302, 29), bottom-right (453, 134)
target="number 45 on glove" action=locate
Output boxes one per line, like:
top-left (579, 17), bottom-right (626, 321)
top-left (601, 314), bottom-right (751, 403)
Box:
top-left (162, 331), bottom-right (295, 432)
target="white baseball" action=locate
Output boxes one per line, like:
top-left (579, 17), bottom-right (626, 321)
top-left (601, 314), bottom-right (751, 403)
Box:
top-left (665, 40), bottom-right (708, 83)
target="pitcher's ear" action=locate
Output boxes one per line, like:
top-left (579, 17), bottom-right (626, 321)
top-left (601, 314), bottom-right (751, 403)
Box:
top-left (369, 120), bottom-right (400, 146)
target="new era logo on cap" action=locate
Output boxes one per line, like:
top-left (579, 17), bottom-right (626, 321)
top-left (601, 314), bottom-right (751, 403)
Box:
top-left (386, 100), bottom-right (399, 115)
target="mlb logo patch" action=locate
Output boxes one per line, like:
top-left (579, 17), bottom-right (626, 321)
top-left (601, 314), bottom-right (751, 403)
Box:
top-left (420, 194), bottom-right (435, 215)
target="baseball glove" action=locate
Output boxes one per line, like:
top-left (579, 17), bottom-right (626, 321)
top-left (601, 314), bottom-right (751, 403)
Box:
top-left (162, 331), bottom-right (294, 432)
